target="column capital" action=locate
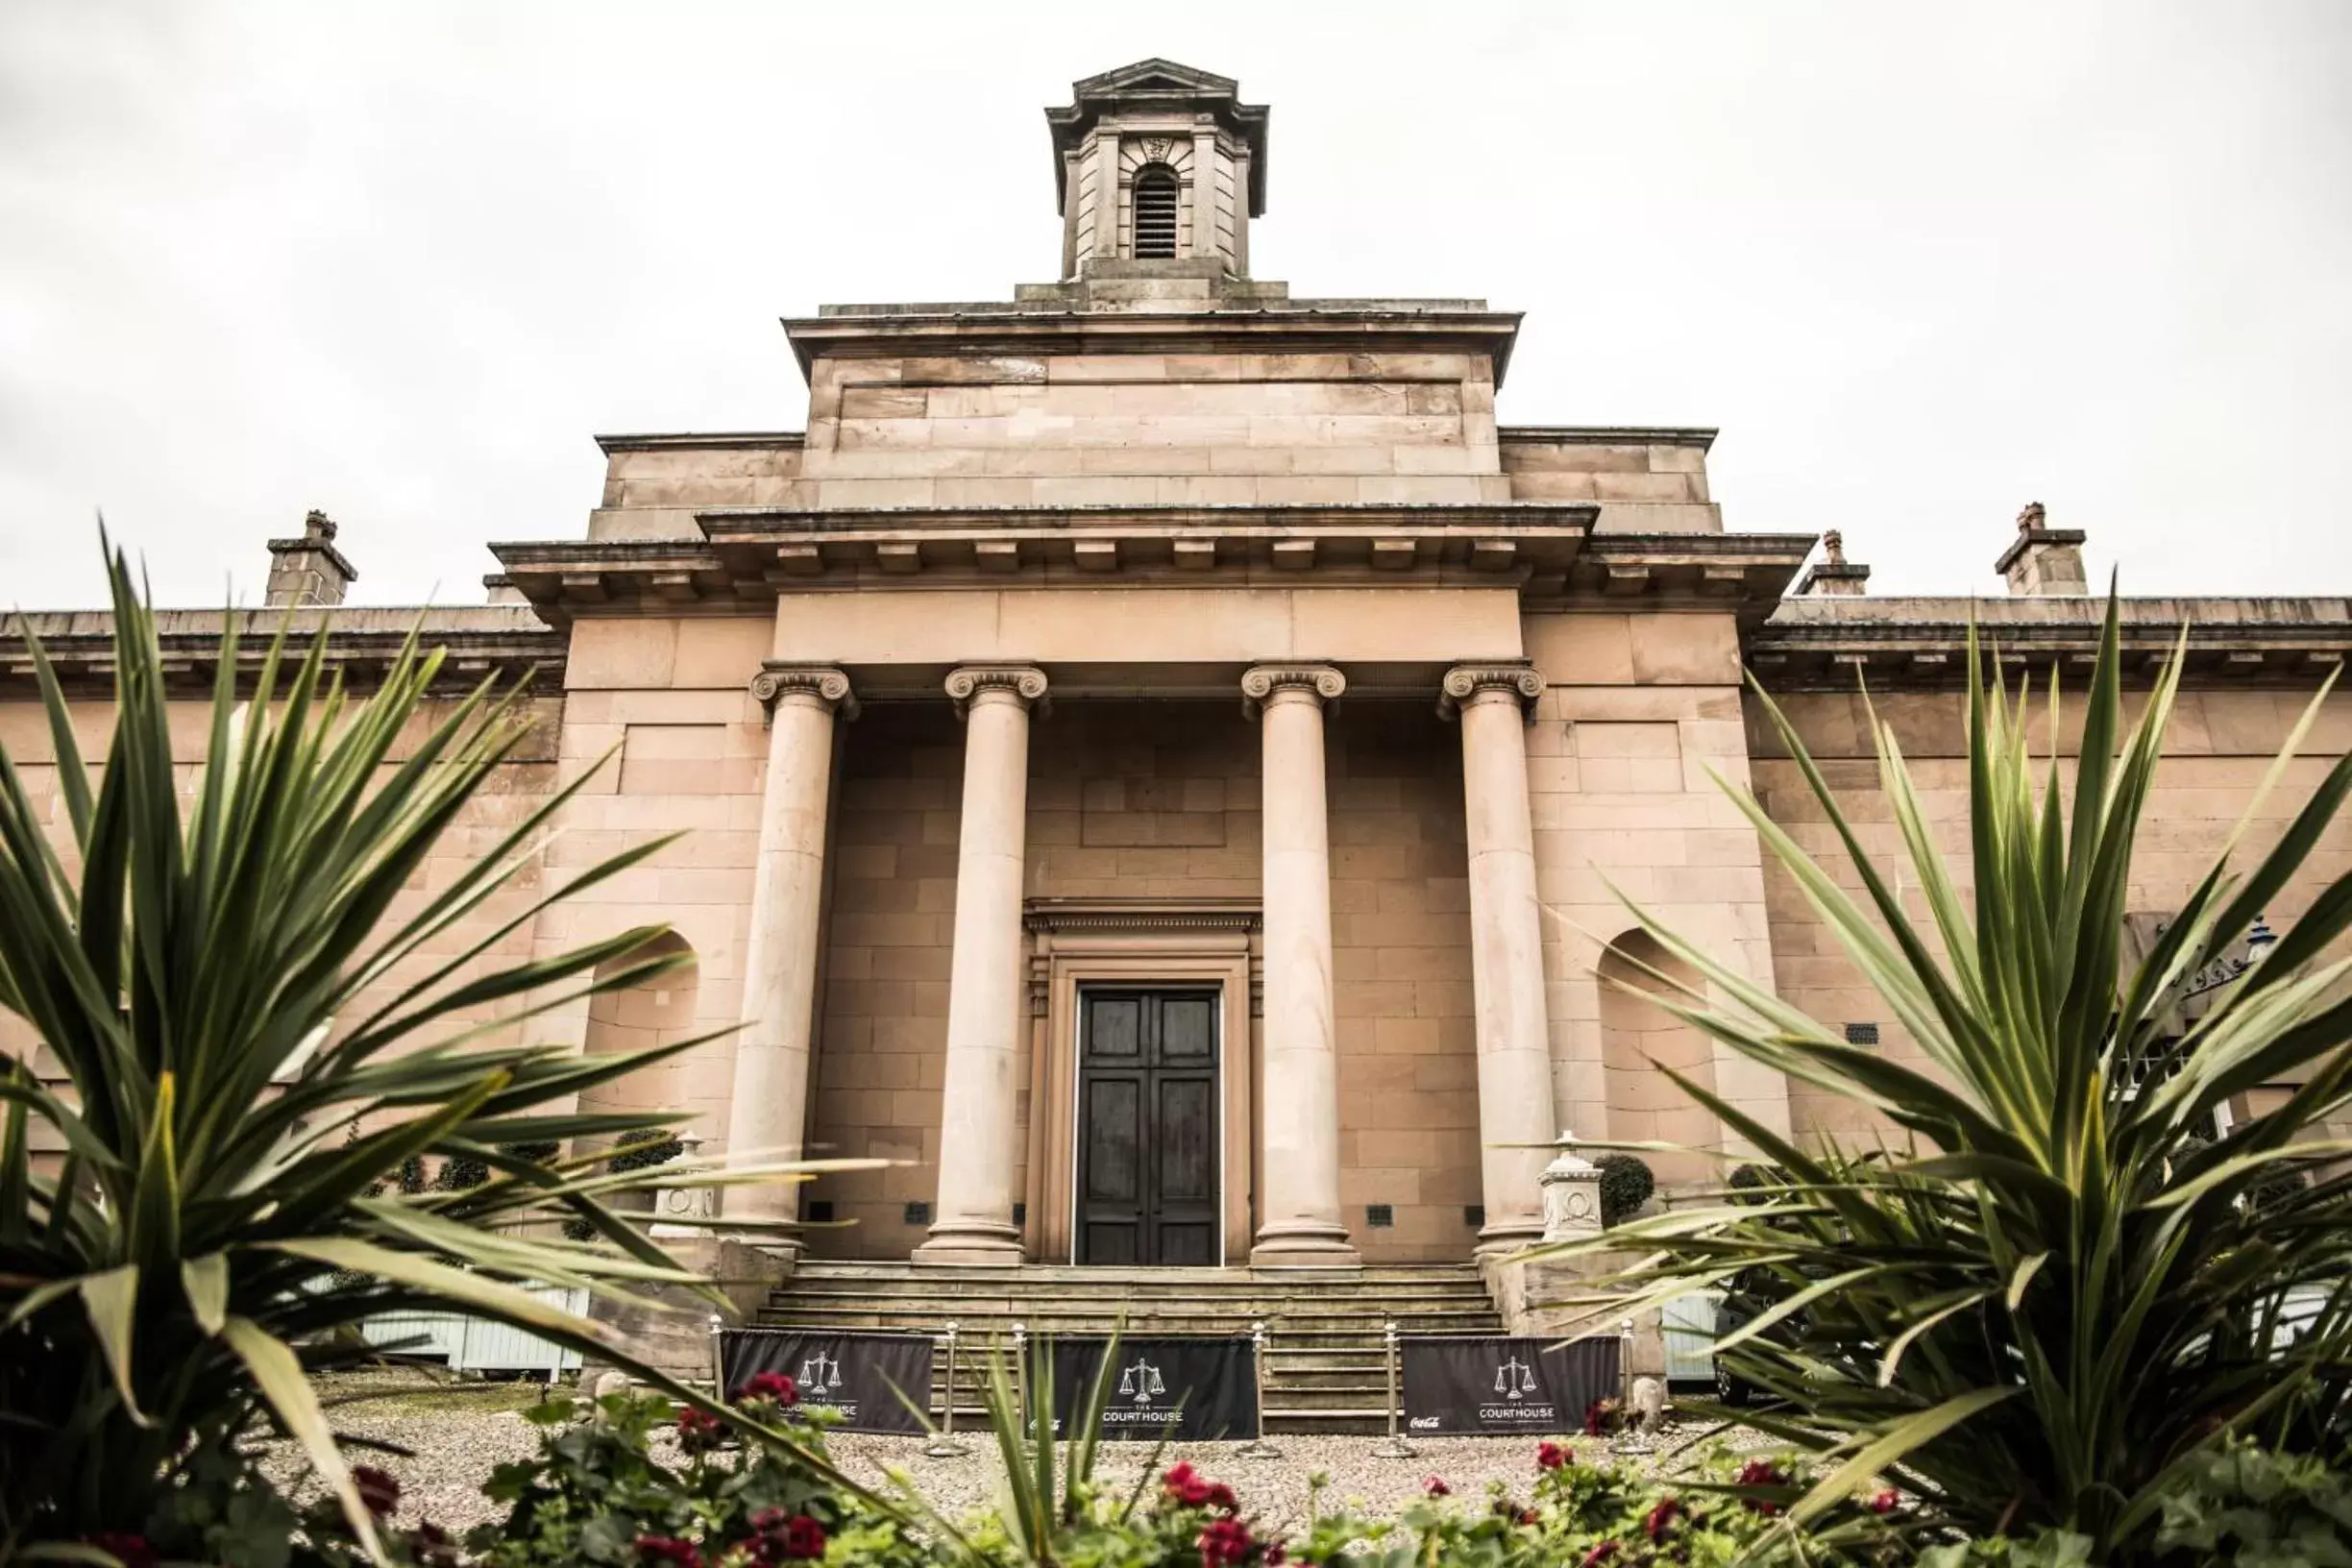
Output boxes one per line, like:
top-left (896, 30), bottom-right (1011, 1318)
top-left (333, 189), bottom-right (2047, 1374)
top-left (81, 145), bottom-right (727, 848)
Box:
top-left (1240, 663), bottom-right (1345, 715)
top-left (944, 665), bottom-right (1049, 717)
top-left (1439, 661), bottom-right (1543, 719)
top-left (750, 663), bottom-right (857, 721)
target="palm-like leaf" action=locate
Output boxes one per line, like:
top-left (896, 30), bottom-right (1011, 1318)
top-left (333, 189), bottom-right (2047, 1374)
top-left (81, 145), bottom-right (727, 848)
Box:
top-left (0, 545), bottom-right (849, 1555)
top-left (1539, 594), bottom-right (2352, 1556)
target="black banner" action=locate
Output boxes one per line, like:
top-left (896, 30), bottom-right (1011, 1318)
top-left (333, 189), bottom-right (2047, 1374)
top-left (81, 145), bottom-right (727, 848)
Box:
top-left (1042, 1336), bottom-right (1258, 1442)
top-left (1399, 1335), bottom-right (1621, 1437)
top-left (720, 1330), bottom-right (934, 1435)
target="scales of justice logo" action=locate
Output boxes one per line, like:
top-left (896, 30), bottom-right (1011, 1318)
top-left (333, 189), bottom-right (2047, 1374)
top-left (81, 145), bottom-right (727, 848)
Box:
top-left (1493, 1354), bottom-right (1540, 1401)
top-left (1117, 1357), bottom-right (1166, 1406)
top-left (798, 1350), bottom-right (846, 1394)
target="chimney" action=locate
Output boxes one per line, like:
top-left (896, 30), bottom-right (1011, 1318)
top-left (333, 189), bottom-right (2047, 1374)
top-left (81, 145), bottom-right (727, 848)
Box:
top-left (1995, 502), bottom-right (2087, 596)
top-left (264, 510), bottom-right (358, 607)
top-left (1795, 528), bottom-right (1871, 597)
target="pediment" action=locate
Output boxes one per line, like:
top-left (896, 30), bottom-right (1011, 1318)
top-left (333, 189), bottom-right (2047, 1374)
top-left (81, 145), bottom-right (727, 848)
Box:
top-left (1072, 59), bottom-right (1237, 98)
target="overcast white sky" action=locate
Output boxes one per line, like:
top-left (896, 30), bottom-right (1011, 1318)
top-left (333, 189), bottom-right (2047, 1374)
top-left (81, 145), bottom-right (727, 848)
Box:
top-left (3, 1), bottom-right (2347, 610)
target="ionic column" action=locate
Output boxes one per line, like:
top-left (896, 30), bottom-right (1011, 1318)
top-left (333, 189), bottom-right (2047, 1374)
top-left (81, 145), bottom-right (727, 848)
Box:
top-left (723, 665), bottom-right (855, 1238)
top-left (915, 666), bottom-right (1049, 1265)
top-left (1443, 663), bottom-right (1558, 1253)
top-left (1242, 665), bottom-right (1360, 1267)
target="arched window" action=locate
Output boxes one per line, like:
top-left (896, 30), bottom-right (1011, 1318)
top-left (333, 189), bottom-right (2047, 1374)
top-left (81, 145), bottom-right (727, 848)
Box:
top-left (1131, 164), bottom-right (1179, 257)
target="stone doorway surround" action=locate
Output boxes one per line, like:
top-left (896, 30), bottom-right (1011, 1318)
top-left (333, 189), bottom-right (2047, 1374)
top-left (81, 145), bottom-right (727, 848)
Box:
top-left (1021, 897), bottom-right (1261, 1266)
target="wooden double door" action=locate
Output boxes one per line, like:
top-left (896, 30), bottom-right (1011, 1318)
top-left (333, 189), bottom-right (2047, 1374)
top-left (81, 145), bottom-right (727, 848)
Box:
top-left (1075, 989), bottom-right (1221, 1265)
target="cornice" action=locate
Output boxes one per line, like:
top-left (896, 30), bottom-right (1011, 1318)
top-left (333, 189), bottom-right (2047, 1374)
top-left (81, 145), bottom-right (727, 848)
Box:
top-left (596, 431), bottom-right (805, 455)
top-left (1499, 426), bottom-right (1718, 452)
top-left (1023, 895), bottom-right (1262, 934)
top-left (779, 306), bottom-right (1526, 386)
top-left (1747, 596), bottom-right (2352, 689)
top-left (0, 606), bottom-right (566, 696)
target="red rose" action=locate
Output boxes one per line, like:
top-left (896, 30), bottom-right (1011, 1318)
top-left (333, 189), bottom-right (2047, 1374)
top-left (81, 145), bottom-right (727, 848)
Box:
top-left (1643, 1497), bottom-right (1681, 1542)
top-left (1206, 1482), bottom-right (1238, 1514)
top-left (85, 1537), bottom-right (156, 1568)
top-left (739, 1371), bottom-right (799, 1407)
top-left (1424, 1476), bottom-right (1451, 1497)
top-left (1870, 1487), bottom-right (1901, 1515)
top-left (677, 1406), bottom-right (727, 1453)
top-left (1736, 1458), bottom-right (1788, 1515)
top-left (1198, 1516), bottom-right (1256, 1568)
top-left (1579, 1543), bottom-right (1619, 1567)
top-left (778, 1515), bottom-right (826, 1560)
top-left (1536, 1440), bottom-right (1570, 1471)
top-left (635, 1537), bottom-right (703, 1568)
top-left (352, 1464), bottom-right (401, 1518)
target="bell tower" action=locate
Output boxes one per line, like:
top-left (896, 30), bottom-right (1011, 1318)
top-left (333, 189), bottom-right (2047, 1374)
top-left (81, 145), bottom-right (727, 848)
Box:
top-left (1045, 60), bottom-right (1270, 281)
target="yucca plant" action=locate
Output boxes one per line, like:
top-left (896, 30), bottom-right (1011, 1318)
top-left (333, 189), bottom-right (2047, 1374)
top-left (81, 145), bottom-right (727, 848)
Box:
top-left (1547, 597), bottom-right (2352, 1559)
top-left (0, 548), bottom-right (864, 1561)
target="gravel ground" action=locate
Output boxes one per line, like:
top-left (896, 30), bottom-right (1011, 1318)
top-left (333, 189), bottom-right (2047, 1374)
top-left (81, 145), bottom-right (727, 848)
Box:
top-left (293, 1371), bottom-right (1772, 1538)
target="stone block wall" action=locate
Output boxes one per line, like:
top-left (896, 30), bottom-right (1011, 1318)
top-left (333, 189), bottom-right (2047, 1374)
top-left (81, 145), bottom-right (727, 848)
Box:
top-left (790, 351), bottom-right (1507, 510)
top-left (533, 616), bottom-right (777, 1145)
top-left (589, 439), bottom-right (807, 542)
top-left (1750, 683), bottom-right (2352, 1144)
top-left (1498, 430), bottom-right (1722, 535)
top-left (1520, 609), bottom-right (1790, 1183)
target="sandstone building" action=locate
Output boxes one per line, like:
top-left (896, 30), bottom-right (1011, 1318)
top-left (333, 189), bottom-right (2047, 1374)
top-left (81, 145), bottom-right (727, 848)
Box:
top-left (7, 61), bottom-right (2350, 1284)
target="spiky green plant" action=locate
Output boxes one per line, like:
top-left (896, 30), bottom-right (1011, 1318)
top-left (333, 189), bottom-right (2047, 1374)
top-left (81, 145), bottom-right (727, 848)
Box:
top-left (0, 548), bottom-right (866, 1559)
top-left (1548, 598), bottom-right (2352, 1558)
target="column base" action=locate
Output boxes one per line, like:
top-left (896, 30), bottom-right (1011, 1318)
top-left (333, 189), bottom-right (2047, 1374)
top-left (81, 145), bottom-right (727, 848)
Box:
top-left (1473, 1218), bottom-right (1546, 1260)
top-left (1249, 1222), bottom-right (1360, 1269)
top-left (912, 1220), bottom-right (1025, 1266)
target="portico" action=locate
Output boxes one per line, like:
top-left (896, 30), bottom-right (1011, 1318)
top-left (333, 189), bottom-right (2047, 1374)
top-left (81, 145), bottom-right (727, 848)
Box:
top-left (487, 59), bottom-right (1803, 1269)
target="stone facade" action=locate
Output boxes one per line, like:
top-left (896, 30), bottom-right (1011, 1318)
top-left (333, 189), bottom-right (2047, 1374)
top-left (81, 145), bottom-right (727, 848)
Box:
top-left (7, 61), bottom-right (2351, 1267)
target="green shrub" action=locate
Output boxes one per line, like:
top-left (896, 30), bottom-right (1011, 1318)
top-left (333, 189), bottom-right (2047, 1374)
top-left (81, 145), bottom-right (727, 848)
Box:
top-left (1596, 1153), bottom-right (1655, 1225)
top-left (0, 545), bottom-right (847, 1556)
top-left (1551, 599), bottom-right (2352, 1558)
top-left (606, 1129), bottom-right (685, 1175)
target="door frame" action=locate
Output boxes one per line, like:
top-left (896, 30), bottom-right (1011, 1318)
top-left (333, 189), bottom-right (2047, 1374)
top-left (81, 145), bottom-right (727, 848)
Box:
top-left (1022, 898), bottom-right (1260, 1266)
top-left (1070, 985), bottom-right (1224, 1267)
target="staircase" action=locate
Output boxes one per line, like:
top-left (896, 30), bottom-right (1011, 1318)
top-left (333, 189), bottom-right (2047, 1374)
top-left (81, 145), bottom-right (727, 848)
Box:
top-left (755, 1262), bottom-right (1503, 1434)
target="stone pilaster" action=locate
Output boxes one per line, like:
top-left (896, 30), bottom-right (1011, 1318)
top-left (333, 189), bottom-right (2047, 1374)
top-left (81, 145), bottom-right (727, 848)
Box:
top-left (1443, 662), bottom-right (1557, 1253)
top-left (1242, 664), bottom-right (1359, 1267)
top-left (917, 667), bottom-right (1049, 1264)
top-left (723, 665), bottom-right (855, 1240)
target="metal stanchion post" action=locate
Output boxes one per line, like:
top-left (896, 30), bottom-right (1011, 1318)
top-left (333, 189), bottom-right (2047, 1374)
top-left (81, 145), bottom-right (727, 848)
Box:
top-left (1012, 1321), bottom-right (1029, 1433)
top-left (1236, 1319), bottom-right (1283, 1459)
top-left (1609, 1314), bottom-right (1652, 1455)
top-left (924, 1320), bottom-right (969, 1458)
top-left (1371, 1318), bottom-right (1416, 1459)
top-left (706, 1312), bottom-right (724, 1401)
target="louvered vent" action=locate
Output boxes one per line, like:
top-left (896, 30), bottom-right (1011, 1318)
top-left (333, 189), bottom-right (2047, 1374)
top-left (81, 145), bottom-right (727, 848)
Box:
top-left (1131, 165), bottom-right (1179, 257)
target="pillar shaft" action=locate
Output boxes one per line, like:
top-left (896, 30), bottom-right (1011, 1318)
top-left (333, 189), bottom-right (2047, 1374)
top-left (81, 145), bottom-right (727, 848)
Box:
top-left (723, 666), bottom-right (853, 1236)
top-left (1244, 665), bottom-right (1359, 1267)
top-left (916, 667), bottom-right (1048, 1264)
top-left (1445, 663), bottom-right (1557, 1252)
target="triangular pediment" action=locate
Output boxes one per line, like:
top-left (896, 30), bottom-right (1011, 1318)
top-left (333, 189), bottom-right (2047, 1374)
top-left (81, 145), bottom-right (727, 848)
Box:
top-left (1072, 58), bottom-right (1237, 99)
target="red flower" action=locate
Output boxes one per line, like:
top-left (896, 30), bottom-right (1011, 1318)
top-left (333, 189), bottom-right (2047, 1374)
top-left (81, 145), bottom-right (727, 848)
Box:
top-left (1536, 1440), bottom-right (1570, 1471)
top-left (1206, 1482), bottom-right (1238, 1514)
top-left (1517, 1508), bottom-right (1542, 1528)
top-left (1198, 1516), bottom-right (1257, 1568)
top-left (777, 1515), bottom-right (826, 1560)
top-left (1164, 1462), bottom-right (1236, 1511)
top-left (1263, 1546), bottom-right (1286, 1567)
top-left (677, 1405), bottom-right (727, 1453)
top-left (738, 1371), bottom-right (799, 1407)
top-left (1579, 1543), bottom-right (1619, 1568)
top-left (84, 1537), bottom-right (156, 1568)
top-left (1869, 1487), bottom-right (1901, 1515)
top-left (1643, 1496), bottom-right (1681, 1542)
top-left (1736, 1458), bottom-right (1788, 1515)
top-left (1423, 1476), bottom-right (1451, 1497)
top-left (352, 1464), bottom-right (401, 1518)
top-left (636, 1537), bottom-right (702, 1568)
